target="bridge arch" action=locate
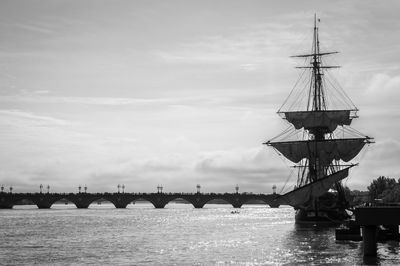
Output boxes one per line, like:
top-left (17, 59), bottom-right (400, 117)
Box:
top-left (63, 194), bottom-right (103, 209)
top-left (241, 197), bottom-right (268, 205)
top-left (92, 193), bottom-right (130, 209)
top-left (11, 198), bottom-right (37, 209)
top-left (202, 196), bottom-right (236, 208)
top-left (50, 197), bottom-right (75, 208)
top-left (129, 196), bottom-right (164, 208)
top-left (240, 196), bottom-right (280, 208)
top-left (14, 194), bottom-right (66, 209)
top-left (163, 195), bottom-right (197, 208)
top-left (87, 198), bottom-right (116, 208)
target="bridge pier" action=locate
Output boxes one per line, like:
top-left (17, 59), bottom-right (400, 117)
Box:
top-left (114, 204), bottom-right (128, 209)
top-left (1, 196), bottom-right (13, 208)
top-left (269, 203), bottom-right (280, 208)
top-left (37, 204), bottom-right (52, 209)
top-left (34, 199), bottom-right (53, 209)
top-left (75, 204), bottom-right (90, 209)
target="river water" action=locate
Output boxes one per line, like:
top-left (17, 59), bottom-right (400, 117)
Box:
top-left (0, 204), bottom-right (399, 265)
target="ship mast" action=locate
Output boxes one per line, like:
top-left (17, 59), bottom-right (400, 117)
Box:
top-left (312, 14), bottom-right (323, 111)
top-left (311, 15), bottom-right (323, 186)
top-left (299, 16), bottom-right (339, 183)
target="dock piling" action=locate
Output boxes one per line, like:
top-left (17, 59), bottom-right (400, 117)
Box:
top-left (362, 225), bottom-right (377, 256)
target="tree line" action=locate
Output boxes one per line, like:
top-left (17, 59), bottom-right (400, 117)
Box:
top-left (342, 176), bottom-right (400, 207)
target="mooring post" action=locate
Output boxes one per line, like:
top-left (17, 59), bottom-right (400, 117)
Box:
top-left (393, 225), bottom-right (399, 238)
top-left (362, 225), bottom-right (377, 257)
top-left (385, 225), bottom-right (400, 239)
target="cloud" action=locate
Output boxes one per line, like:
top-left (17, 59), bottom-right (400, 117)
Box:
top-left (33, 90), bottom-right (50, 95)
top-left (0, 21), bottom-right (54, 35)
top-left (366, 73), bottom-right (400, 101)
top-left (0, 109), bottom-right (69, 126)
top-left (240, 64), bottom-right (258, 72)
top-left (13, 22), bottom-right (54, 35)
top-left (355, 139), bottom-right (400, 175)
top-left (154, 22), bottom-right (297, 68)
top-left (0, 92), bottom-right (283, 113)
top-left (0, 95), bottom-right (175, 106)
top-left (194, 147), bottom-right (290, 190)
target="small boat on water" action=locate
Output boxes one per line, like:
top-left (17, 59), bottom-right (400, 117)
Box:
top-left (265, 15), bottom-right (373, 225)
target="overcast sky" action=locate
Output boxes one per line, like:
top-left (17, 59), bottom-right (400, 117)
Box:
top-left (1, 0), bottom-right (399, 193)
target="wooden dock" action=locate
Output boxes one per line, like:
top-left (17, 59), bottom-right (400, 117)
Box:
top-left (355, 206), bottom-right (400, 256)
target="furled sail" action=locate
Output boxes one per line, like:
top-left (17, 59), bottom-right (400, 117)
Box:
top-left (268, 138), bottom-right (367, 165)
top-left (273, 167), bottom-right (350, 207)
top-left (282, 110), bottom-right (353, 132)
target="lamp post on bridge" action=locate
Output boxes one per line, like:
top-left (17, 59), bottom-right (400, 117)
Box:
top-left (235, 184), bottom-right (239, 194)
top-left (272, 185), bottom-right (277, 195)
top-left (0, 184), bottom-right (4, 193)
top-left (46, 185), bottom-right (50, 194)
top-left (40, 184), bottom-right (43, 194)
top-left (78, 185), bottom-right (82, 194)
top-left (9, 186), bottom-right (13, 194)
top-left (160, 185), bottom-right (163, 194)
top-left (196, 184), bottom-right (201, 194)
top-left (157, 184), bottom-right (160, 194)
top-left (117, 184), bottom-right (121, 193)
top-left (122, 184), bottom-right (125, 193)
top-left (84, 185), bottom-right (87, 193)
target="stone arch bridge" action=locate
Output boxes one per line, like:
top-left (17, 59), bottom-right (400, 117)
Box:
top-left (0, 192), bottom-right (280, 209)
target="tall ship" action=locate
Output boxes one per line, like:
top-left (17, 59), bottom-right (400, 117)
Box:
top-left (265, 16), bottom-right (373, 224)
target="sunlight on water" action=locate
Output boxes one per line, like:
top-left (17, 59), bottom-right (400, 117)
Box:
top-left (1, 204), bottom-right (399, 265)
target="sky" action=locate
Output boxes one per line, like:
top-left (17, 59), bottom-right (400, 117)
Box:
top-left (0, 0), bottom-right (400, 194)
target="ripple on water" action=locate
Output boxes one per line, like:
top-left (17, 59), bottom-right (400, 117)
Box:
top-left (0, 205), bottom-right (399, 265)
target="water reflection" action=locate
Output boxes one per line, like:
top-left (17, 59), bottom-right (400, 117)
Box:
top-left (282, 223), bottom-right (363, 264)
top-left (0, 205), bottom-right (398, 265)
top-left (363, 255), bottom-right (381, 265)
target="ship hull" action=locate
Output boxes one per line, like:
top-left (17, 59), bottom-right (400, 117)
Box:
top-left (294, 208), bottom-right (350, 225)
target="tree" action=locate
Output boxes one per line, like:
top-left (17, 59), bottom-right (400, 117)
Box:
top-left (381, 184), bottom-right (400, 203)
top-left (367, 176), bottom-right (397, 201)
